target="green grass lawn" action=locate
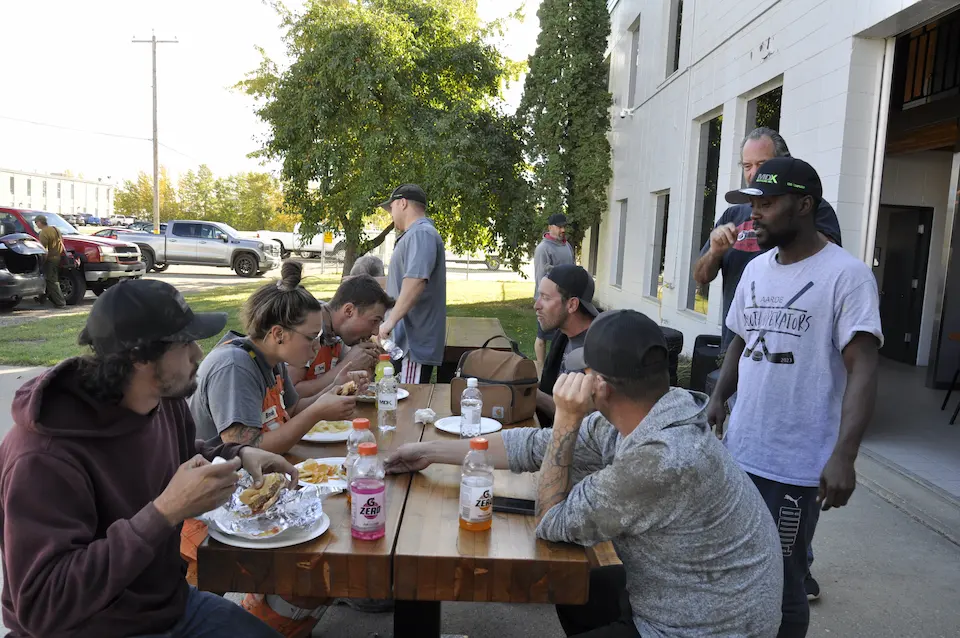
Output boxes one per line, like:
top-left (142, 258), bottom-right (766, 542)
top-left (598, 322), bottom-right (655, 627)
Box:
top-left (0, 277), bottom-right (538, 367)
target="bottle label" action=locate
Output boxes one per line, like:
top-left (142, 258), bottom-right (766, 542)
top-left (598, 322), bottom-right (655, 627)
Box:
top-left (378, 395), bottom-right (398, 410)
top-left (351, 484), bottom-right (386, 534)
top-left (460, 483), bottom-right (493, 524)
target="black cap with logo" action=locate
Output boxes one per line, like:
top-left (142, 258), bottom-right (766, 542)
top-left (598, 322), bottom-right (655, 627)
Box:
top-left (379, 184), bottom-right (428, 210)
top-left (546, 264), bottom-right (598, 317)
top-left (547, 213), bottom-right (568, 227)
top-left (79, 279), bottom-right (227, 356)
top-left (565, 309), bottom-right (668, 378)
top-left (725, 157), bottom-right (823, 205)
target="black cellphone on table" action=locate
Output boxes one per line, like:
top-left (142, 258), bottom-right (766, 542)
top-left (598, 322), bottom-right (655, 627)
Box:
top-left (492, 496), bottom-right (536, 516)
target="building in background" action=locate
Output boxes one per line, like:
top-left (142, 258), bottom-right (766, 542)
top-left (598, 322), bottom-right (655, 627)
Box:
top-left (587, 0), bottom-right (960, 375)
top-left (0, 168), bottom-right (115, 219)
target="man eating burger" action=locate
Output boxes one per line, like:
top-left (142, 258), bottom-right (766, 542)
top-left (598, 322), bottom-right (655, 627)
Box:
top-left (0, 279), bottom-right (296, 637)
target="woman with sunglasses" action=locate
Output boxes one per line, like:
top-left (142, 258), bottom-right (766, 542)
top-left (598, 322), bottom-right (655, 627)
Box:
top-left (185, 261), bottom-right (359, 635)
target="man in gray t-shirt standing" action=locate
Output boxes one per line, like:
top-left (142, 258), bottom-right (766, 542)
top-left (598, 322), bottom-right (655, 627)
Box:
top-left (708, 157), bottom-right (882, 638)
top-left (378, 184), bottom-right (447, 384)
top-left (533, 213), bottom-right (575, 374)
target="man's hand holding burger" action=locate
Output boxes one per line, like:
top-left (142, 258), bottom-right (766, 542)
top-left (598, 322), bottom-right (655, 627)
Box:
top-left (154, 455), bottom-right (244, 526)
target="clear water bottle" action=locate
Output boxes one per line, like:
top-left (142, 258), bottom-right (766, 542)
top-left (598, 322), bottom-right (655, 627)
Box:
top-left (350, 442), bottom-right (386, 540)
top-left (377, 366), bottom-right (398, 431)
top-left (380, 338), bottom-right (404, 361)
top-left (460, 378), bottom-right (483, 439)
top-left (459, 437), bottom-right (494, 531)
top-left (345, 418), bottom-right (376, 506)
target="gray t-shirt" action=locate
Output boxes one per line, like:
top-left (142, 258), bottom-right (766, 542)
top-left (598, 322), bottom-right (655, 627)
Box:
top-left (387, 217), bottom-right (447, 366)
top-left (189, 333), bottom-right (299, 442)
top-left (725, 243), bottom-right (883, 487)
top-left (559, 330), bottom-right (587, 374)
top-left (533, 234), bottom-right (575, 298)
top-left (502, 389), bottom-right (783, 637)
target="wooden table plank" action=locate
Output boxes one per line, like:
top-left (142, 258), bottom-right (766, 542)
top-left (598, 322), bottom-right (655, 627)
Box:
top-left (197, 384), bottom-right (434, 599)
top-left (443, 316), bottom-right (508, 363)
top-left (393, 384), bottom-right (590, 605)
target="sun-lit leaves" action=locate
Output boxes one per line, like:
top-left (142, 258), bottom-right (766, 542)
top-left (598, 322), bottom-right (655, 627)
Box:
top-left (239, 0), bottom-right (539, 274)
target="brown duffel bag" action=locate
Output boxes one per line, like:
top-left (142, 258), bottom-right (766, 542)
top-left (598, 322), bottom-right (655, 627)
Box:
top-left (450, 336), bottom-right (539, 424)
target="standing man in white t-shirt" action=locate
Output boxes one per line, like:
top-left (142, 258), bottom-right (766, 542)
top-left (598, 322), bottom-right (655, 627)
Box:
top-left (707, 157), bottom-right (882, 638)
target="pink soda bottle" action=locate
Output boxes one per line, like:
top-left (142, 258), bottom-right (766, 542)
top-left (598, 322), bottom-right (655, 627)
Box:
top-left (350, 442), bottom-right (386, 540)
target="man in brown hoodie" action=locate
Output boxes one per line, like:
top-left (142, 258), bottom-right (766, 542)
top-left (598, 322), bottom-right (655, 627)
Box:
top-left (0, 279), bottom-right (296, 637)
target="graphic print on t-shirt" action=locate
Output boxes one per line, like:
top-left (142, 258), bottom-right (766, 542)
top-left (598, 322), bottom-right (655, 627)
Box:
top-left (733, 220), bottom-right (760, 253)
top-left (742, 280), bottom-right (815, 364)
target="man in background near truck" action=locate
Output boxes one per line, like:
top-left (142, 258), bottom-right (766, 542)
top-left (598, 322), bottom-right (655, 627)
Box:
top-left (534, 213), bottom-right (575, 375)
top-left (34, 215), bottom-right (66, 309)
top-left (378, 184), bottom-right (447, 384)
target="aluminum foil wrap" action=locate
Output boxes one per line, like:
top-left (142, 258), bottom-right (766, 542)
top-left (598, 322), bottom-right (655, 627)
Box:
top-left (200, 471), bottom-right (334, 539)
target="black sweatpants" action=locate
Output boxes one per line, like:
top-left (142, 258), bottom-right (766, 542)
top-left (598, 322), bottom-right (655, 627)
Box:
top-left (749, 473), bottom-right (820, 638)
top-left (555, 565), bottom-right (640, 638)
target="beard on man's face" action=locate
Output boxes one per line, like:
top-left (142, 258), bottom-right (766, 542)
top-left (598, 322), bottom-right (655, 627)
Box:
top-left (156, 363), bottom-right (200, 399)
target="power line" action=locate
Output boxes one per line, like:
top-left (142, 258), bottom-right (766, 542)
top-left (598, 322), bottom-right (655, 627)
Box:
top-left (0, 114), bottom-right (200, 161)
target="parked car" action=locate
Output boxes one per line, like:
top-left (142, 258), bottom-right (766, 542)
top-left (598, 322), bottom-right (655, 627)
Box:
top-left (123, 220), bottom-right (280, 276)
top-left (241, 223), bottom-right (352, 260)
top-left (0, 230), bottom-right (46, 312)
top-left (0, 208), bottom-right (146, 304)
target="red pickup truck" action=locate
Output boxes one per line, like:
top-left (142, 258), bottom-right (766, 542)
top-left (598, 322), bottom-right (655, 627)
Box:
top-left (0, 207), bottom-right (146, 305)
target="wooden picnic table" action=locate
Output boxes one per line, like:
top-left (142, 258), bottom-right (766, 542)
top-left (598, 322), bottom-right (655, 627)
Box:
top-left (196, 384), bottom-right (434, 599)
top-left (392, 384), bottom-right (591, 636)
top-left (439, 316), bottom-right (510, 382)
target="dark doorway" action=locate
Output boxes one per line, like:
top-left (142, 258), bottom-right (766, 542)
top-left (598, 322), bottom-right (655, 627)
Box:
top-left (875, 206), bottom-right (934, 363)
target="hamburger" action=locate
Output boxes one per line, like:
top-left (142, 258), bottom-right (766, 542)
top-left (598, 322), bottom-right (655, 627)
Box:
top-left (238, 473), bottom-right (286, 514)
top-left (337, 380), bottom-right (358, 396)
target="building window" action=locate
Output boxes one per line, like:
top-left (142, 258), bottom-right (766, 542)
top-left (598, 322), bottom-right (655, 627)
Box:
top-left (57, 183), bottom-right (62, 198)
top-left (8, 177), bottom-right (13, 195)
top-left (42, 181), bottom-right (47, 198)
top-left (667, 0), bottom-right (683, 75)
top-left (26, 179), bottom-right (31, 197)
top-left (689, 114), bottom-right (722, 314)
top-left (71, 184), bottom-right (75, 199)
top-left (96, 189), bottom-right (99, 203)
top-left (650, 192), bottom-right (671, 298)
top-left (627, 16), bottom-right (641, 107)
top-left (612, 200), bottom-right (628, 287)
top-left (588, 222), bottom-right (600, 276)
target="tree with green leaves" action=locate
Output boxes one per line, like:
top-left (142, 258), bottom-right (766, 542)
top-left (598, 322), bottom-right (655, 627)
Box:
top-left (239, 0), bottom-right (538, 274)
top-left (517, 0), bottom-right (612, 249)
top-left (114, 167), bottom-right (179, 221)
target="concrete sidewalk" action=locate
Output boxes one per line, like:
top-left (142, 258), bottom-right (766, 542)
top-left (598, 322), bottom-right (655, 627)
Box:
top-left (0, 365), bottom-right (958, 637)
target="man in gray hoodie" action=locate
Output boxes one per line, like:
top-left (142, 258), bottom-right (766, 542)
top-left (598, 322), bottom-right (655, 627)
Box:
top-left (534, 213), bottom-right (575, 373)
top-left (387, 309), bottom-right (783, 637)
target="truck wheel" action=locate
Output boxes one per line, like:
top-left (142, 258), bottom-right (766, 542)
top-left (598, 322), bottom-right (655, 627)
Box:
top-left (485, 256), bottom-right (501, 271)
top-left (60, 270), bottom-right (87, 305)
top-left (275, 242), bottom-right (291, 259)
top-left (153, 263), bottom-right (169, 272)
top-left (142, 250), bottom-right (156, 273)
top-left (234, 254), bottom-right (258, 278)
top-left (0, 298), bottom-right (20, 312)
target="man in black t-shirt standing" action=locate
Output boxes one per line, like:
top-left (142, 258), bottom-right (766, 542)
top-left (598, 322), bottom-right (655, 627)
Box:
top-left (693, 127), bottom-right (842, 350)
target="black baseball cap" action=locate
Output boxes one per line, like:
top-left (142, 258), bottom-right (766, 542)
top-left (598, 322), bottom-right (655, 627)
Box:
top-left (379, 184), bottom-right (427, 210)
top-left (79, 279), bottom-right (227, 356)
top-left (547, 213), bottom-right (568, 227)
top-left (565, 309), bottom-right (668, 378)
top-left (725, 157), bottom-right (823, 205)
top-left (546, 264), bottom-right (598, 317)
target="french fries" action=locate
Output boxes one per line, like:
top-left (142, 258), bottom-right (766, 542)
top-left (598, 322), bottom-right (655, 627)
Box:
top-left (298, 459), bottom-right (347, 484)
top-left (308, 420), bottom-right (351, 435)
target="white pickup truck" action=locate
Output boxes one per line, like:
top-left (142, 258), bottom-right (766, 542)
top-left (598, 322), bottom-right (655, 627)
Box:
top-left (242, 223), bottom-right (347, 260)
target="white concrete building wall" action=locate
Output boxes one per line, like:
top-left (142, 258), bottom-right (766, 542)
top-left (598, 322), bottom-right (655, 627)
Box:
top-left (0, 169), bottom-right (114, 219)
top-left (589, 0), bottom-right (959, 353)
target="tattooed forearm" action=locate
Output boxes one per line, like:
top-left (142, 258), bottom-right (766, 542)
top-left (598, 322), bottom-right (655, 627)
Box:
top-left (220, 424), bottom-right (264, 448)
top-left (535, 426), bottom-right (579, 523)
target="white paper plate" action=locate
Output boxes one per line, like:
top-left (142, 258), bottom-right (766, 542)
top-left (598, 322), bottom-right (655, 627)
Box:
top-left (302, 421), bottom-right (352, 443)
top-left (208, 513), bottom-right (330, 549)
top-left (356, 387), bottom-right (410, 404)
top-left (434, 416), bottom-right (503, 436)
top-left (296, 457), bottom-right (348, 490)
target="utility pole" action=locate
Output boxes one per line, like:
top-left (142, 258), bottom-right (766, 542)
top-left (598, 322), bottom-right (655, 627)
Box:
top-left (132, 30), bottom-right (178, 234)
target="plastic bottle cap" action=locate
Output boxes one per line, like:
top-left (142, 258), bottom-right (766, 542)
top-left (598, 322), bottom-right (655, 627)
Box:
top-left (352, 418), bottom-right (370, 430)
top-left (467, 378), bottom-right (478, 388)
top-left (358, 442), bottom-right (378, 456)
top-left (470, 437), bottom-right (489, 450)
top-left (383, 366), bottom-right (394, 376)
top-left (378, 354), bottom-right (391, 361)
